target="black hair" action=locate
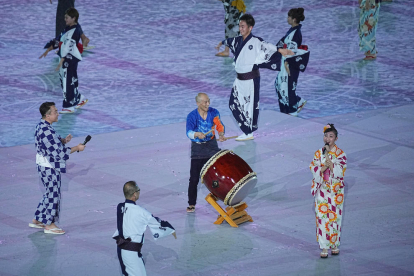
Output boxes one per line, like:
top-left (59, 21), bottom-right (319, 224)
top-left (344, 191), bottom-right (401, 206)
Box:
top-left (324, 123), bottom-right (338, 137)
top-left (240, 13), bottom-right (255, 27)
top-left (123, 181), bottom-right (139, 198)
top-left (39, 102), bottom-right (56, 117)
top-left (65, 7), bottom-right (79, 23)
top-left (288, 8), bottom-right (305, 23)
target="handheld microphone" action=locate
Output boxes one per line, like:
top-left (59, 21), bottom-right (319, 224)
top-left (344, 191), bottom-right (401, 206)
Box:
top-left (78, 135), bottom-right (91, 152)
top-left (322, 143), bottom-right (329, 154)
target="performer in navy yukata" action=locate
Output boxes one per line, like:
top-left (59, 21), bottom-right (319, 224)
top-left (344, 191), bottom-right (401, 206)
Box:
top-left (215, 14), bottom-right (308, 141)
top-left (49, 0), bottom-right (90, 47)
top-left (186, 93), bottom-right (225, 213)
top-left (29, 102), bottom-right (86, 234)
top-left (275, 8), bottom-right (309, 116)
top-left (40, 8), bottom-right (88, 114)
top-left (113, 181), bottom-right (177, 276)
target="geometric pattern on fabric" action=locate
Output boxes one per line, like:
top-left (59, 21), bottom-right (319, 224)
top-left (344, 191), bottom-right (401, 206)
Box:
top-left (35, 119), bottom-right (71, 173)
top-left (34, 165), bottom-right (62, 225)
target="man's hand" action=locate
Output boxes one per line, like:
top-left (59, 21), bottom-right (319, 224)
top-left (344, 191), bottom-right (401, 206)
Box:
top-left (278, 48), bottom-right (294, 57)
top-left (172, 232), bottom-right (177, 239)
top-left (195, 132), bottom-right (206, 140)
top-left (77, 143), bottom-right (86, 152)
top-left (218, 132), bottom-right (225, 142)
top-left (64, 134), bottom-right (72, 144)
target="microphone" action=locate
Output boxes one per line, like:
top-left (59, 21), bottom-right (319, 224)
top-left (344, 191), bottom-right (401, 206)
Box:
top-left (322, 143), bottom-right (329, 154)
top-left (78, 135), bottom-right (91, 152)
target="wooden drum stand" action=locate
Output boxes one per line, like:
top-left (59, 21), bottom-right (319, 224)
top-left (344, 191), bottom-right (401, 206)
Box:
top-left (205, 193), bottom-right (253, 228)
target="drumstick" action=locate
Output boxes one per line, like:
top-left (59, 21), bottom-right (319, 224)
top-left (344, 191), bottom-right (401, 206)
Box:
top-left (223, 135), bottom-right (239, 141)
top-left (204, 130), bottom-right (213, 136)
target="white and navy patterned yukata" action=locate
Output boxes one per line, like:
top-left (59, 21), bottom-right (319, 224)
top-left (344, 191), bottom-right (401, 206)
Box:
top-left (274, 24), bottom-right (310, 114)
top-left (113, 200), bottom-right (176, 276)
top-left (223, 34), bottom-right (285, 134)
top-left (34, 119), bottom-right (71, 225)
top-left (44, 24), bottom-right (84, 109)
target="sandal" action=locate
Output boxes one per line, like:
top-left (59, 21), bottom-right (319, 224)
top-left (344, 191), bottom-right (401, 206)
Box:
top-left (320, 251), bottom-right (328, 258)
top-left (186, 206), bottom-right (195, 213)
top-left (331, 248), bottom-right (340, 255)
top-left (44, 228), bottom-right (65, 235)
top-left (215, 51), bottom-right (230, 57)
top-left (29, 222), bottom-right (45, 229)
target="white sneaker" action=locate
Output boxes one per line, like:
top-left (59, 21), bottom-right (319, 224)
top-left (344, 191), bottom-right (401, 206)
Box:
top-left (297, 99), bottom-right (307, 113)
top-left (59, 107), bottom-right (75, 114)
top-left (76, 95), bottom-right (88, 109)
top-left (235, 133), bottom-right (254, 141)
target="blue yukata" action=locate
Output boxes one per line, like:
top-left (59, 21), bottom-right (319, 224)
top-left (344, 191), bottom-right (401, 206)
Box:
top-left (34, 119), bottom-right (71, 225)
top-left (113, 200), bottom-right (176, 276)
top-left (186, 107), bottom-right (225, 206)
top-left (275, 24), bottom-right (310, 114)
top-left (359, 0), bottom-right (380, 56)
top-left (44, 24), bottom-right (84, 109)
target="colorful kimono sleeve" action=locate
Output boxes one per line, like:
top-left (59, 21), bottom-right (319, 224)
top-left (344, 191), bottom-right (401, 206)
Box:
top-left (310, 149), bottom-right (323, 197)
top-left (331, 150), bottom-right (347, 183)
top-left (147, 215), bottom-right (175, 240)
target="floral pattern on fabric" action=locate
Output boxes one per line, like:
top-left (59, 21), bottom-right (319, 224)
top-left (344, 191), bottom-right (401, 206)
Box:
top-left (310, 145), bottom-right (347, 249)
top-left (359, 0), bottom-right (380, 55)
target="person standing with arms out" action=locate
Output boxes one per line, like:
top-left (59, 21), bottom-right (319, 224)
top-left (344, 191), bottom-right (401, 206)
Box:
top-left (358, 0), bottom-right (380, 60)
top-left (275, 8), bottom-right (309, 117)
top-left (216, 14), bottom-right (307, 141)
top-left (186, 93), bottom-right (225, 213)
top-left (40, 8), bottom-right (88, 114)
top-left (29, 102), bottom-right (86, 234)
top-left (113, 181), bottom-right (176, 276)
top-left (310, 124), bottom-right (347, 258)
top-left (216, 0), bottom-right (246, 57)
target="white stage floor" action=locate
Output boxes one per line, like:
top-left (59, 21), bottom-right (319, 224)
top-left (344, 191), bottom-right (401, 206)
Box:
top-left (1, 107), bottom-right (414, 275)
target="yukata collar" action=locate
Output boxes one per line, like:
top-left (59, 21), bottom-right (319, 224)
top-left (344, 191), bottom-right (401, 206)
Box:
top-left (125, 199), bottom-right (136, 205)
top-left (41, 119), bottom-right (50, 125)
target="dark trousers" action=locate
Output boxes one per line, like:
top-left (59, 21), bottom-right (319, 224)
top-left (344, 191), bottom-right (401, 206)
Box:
top-left (188, 158), bottom-right (209, 206)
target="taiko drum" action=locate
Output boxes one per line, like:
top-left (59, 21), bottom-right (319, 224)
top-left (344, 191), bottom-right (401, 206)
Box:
top-left (200, 150), bottom-right (257, 206)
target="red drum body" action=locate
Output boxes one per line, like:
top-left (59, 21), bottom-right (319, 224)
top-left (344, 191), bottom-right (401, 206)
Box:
top-left (200, 150), bottom-right (257, 206)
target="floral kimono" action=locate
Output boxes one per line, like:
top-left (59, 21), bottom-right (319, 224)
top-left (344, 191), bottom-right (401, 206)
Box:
top-left (310, 145), bottom-right (347, 249)
top-left (359, 0), bottom-right (380, 55)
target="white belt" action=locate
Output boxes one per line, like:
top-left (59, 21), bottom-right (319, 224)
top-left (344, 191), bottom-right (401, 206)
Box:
top-left (36, 153), bottom-right (52, 168)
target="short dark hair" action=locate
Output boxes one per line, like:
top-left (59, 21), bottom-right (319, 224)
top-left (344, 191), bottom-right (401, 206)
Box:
top-left (123, 181), bottom-right (139, 198)
top-left (39, 102), bottom-right (56, 117)
top-left (240, 14), bottom-right (255, 27)
top-left (324, 123), bottom-right (338, 137)
top-left (288, 8), bottom-right (305, 24)
top-left (65, 7), bottom-right (79, 23)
